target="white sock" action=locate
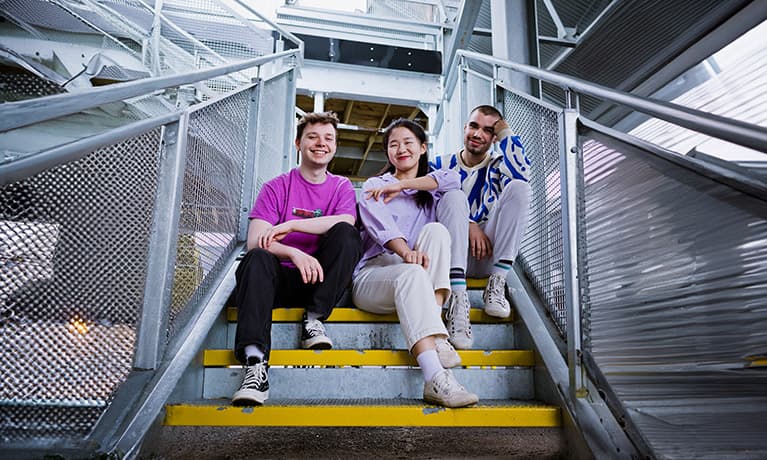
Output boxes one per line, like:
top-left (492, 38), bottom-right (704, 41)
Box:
top-left (306, 311), bottom-right (322, 321)
top-left (416, 349), bottom-right (443, 382)
top-left (244, 344), bottom-right (264, 362)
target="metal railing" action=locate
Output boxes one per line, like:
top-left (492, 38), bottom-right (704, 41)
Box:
top-left (0, 48), bottom-right (298, 457)
top-left (437, 48), bottom-right (767, 459)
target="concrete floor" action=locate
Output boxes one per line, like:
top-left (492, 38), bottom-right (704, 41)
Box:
top-left (139, 426), bottom-right (566, 459)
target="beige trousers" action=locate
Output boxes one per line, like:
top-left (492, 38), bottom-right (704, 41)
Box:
top-left (352, 223), bottom-right (451, 350)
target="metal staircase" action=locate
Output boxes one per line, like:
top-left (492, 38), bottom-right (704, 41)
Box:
top-left (160, 279), bottom-right (562, 429)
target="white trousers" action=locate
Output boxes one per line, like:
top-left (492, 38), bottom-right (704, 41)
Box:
top-left (352, 223), bottom-right (450, 350)
top-left (438, 181), bottom-right (531, 276)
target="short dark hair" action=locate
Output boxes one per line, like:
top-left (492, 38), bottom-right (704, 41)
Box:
top-left (470, 104), bottom-right (503, 119)
top-left (296, 111), bottom-right (339, 140)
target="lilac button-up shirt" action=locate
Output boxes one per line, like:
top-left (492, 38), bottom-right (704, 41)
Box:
top-left (355, 169), bottom-right (460, 274)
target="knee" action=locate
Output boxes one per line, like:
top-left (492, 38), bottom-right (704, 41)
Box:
top-left (437, 190), bottom-right (470, 215)
top-left (421, 222), bottom-right (451, 245)
top-left (500, 181), bottom-right (531, 207)
top-left (396, 264), bottom-right (431, 288)
top-left (238, 248), bottom-right (277, 276)
top-left (327, 222), bottom-right (362, 244)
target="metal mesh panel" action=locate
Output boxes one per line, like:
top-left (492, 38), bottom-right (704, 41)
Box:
top-left (580, 129), bottom-right (767, 457)
top-left (254, 74), bottom-right (291, 194)
top-left (505, 89), bottom-right (567, 335)
top-left (167, 91), bottom-right (250, 338)
top-left (0, 130), bottom-right (162, 441)
top-left (369, 0), bottom-right (438, 23)
top-left (162, 0), bottom-right (274, 58)
top-left (1, 0), bottom-right (143, 61)
top-left (0, 72), bottom-right (66, 103)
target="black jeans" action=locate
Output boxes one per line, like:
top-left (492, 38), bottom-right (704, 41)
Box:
top-left (233, 222), bottom-right (361, 363)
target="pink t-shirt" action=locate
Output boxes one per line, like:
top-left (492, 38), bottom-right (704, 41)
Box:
top-left (249, 168), bottom-right (357, 261)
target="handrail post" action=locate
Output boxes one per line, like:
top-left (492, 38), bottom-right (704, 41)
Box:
top-left (133, 115), bottom-right (188, 370)
top-left (559, 91), bottom-right (585, 401)
top-left (239, 82), bottom-right (261, 242)
top-left (459, 55), bottom-right (468, 127)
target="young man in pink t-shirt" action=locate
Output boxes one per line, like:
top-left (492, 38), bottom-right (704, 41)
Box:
top-left (232, 112), bottom-right (361, 406)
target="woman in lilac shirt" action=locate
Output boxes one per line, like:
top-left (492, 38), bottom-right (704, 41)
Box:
top-left (352, 118), bottom-right (478, 408)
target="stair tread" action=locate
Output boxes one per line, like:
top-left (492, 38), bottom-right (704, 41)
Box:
top-left (227, 307), bottom-right (513, 323)
top-left (164, 398), bottom-right (561, 427)
top-left (204, 349), bottom-right (535, 367)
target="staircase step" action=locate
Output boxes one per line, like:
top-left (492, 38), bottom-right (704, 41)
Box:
top-left (237, 322), bottom-right (515, 350)
top-left (204, 349), bottom-right (533, 367)
top-left (204, 366), bottom-right (534, 400)
top-left (226, 306), bottom-right (513, 323)
top-left (164, 399), bottom-right (560, 427)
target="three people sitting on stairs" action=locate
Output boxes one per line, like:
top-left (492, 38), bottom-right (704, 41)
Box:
top-left (232, 106), bottom-right (530, 408)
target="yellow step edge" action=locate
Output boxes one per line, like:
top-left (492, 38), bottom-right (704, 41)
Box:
top-left (204, 349), bottom-right (535, 367)
top-left (164, 403), bottom-right (560, 427)
top-left (227, 307), bottom-right (513, 323)
top-left (746, 356), bottom-right (767, 367)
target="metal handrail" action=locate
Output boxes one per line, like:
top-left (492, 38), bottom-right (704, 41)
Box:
top-left (453, 49), bottom-right (767, 153)
top-left (0, 49), bottom-right (300, 133)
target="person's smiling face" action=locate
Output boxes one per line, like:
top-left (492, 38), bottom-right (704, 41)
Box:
top-left (386, 126), bottom-right (426, 177)
top-left (296, 122), bottom-right (337, 168)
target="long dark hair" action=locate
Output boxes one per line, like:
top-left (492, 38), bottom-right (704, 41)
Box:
top-left (379, 118), bottom-right (433, 210)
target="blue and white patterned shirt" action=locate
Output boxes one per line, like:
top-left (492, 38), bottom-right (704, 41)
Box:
top-left (430, 128), bottom-right (530, 224)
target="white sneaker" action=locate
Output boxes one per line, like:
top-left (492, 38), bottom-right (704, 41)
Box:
top-left (483, 274), bottom-right (511, 318)
top-left (423, 369), bottom-right (478, 408)
top-left (435, 337), bottom-right (461, 368)
top-left (445, 290), bottom-right (473, 349)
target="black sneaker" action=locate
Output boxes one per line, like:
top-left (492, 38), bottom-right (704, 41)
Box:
top-left (301, 314), bottom-right (333, 349)
top-left (232, 357), bottom-right (269, 406)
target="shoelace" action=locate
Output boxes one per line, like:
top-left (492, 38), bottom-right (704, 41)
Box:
top-left (446, 294), bottom-right (472, 335)
top-left (485, 277), bottom-right (506, 304)
top-left (435, 371), bottom-right (466, 393)
top-left (304, 319), bottom-right (326, 336)
top-left (242, 362), bottom-right (268, 388)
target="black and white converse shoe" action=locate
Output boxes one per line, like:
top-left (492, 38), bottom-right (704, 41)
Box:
top-left (300, 314), bottom-right (333, 349)
top-left (232, 357), bottom-right (269, 406)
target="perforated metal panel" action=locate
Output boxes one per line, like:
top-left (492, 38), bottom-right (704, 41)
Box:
top-left (254, 74), bottom-right (292, 193)
top-left (0, 130), bottom-right (162, 440)
top-left (0, 73), bottom-right (65, 103)
top-left (580, 128), bottom-right (767, 457)
top-left (504, 89), bottom-right (567, 335)
top-left (167, 91), bottom-right (251, 338)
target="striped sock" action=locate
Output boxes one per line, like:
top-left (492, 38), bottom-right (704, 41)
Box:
top-left (490, 260), bottom-right (513, 277)
top-left (450, 268), bottom-right (467, 292)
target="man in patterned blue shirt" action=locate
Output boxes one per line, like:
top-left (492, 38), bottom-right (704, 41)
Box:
top-left (431, 105), bottom-right (531, 349)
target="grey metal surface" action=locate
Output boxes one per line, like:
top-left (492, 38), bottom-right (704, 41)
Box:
top-left (0, 49), bottom-right (299, 133)
top-left (166, 90), bottom-right (251, 341)
top-left (579, 126), bottom-right (767, 458)
top-left (226, 322), bottom-right (516, 351)
top-left (455, 50), bottom-right (767, 154)
top-left (508, 266), bottom-right (637, 459)
top-left (204, 367), bottom-right (534, 401)
top-left (254, 71), bottom-right (294, 191)
top-left (1, 129), bottom-right (163, 440)
top-left (106, 251), bottom-right (242, 458)
top-left (541, 0), bottom-right (753, 117)
top-left (134, 118), bottom-right (186, 370)
top-left (1, 45), bottom-right (295, 457)
top-left (502, 87), bottom-right (567, 336)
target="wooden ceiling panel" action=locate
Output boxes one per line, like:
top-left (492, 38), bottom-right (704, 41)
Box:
top-left (294, 94), bottom-right (426, 179)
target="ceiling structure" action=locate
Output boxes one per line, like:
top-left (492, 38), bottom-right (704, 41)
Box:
top-left (280, 0), bottom-right (762, 180)
top-left (295, 94), bottom-right (426, 180)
